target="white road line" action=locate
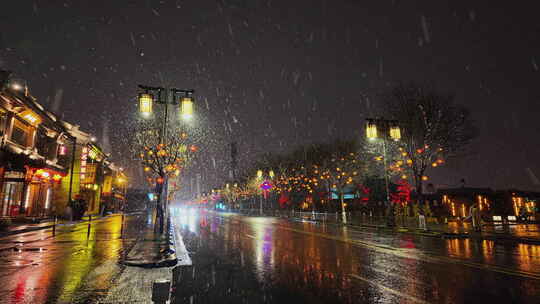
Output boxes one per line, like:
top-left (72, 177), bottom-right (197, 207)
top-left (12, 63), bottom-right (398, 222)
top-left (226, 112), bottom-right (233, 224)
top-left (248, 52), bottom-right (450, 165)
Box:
top-left (349, 274), bottom-right (430, 304)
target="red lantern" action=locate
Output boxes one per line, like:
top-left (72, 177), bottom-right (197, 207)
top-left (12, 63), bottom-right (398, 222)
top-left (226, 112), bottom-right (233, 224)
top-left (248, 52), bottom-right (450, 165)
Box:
top-left (190, 145), bottom-right (198, 152)
top-left (156, 177), bottom-right (164, 184)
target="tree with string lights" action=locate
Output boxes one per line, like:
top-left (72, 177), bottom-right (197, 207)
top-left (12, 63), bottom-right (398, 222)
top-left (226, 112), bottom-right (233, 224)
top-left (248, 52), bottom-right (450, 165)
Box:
top-left (379, 84), bottom-right (476, 201)
top-left (131, 119), bottom-right (197, 231)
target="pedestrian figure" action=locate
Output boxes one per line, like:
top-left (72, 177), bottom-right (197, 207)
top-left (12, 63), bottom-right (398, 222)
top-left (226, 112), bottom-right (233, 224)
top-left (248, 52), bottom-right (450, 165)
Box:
top-left (469, 203), bottom-right (481, 232)
top-left (386, 203), bottom-right (395, 227)
top-left (518, 205), bottom-right (527, 222)
top-left (418, 205), bottom-right (427, 230)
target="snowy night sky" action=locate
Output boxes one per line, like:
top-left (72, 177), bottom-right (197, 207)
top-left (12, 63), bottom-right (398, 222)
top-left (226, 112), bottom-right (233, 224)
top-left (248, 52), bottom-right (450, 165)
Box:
top-left (1, 0), bottom-right (540, 192)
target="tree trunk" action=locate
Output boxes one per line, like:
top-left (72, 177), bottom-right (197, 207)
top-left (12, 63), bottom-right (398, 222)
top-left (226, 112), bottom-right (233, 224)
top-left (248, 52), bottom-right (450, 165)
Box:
top-left (340, 192), bottom-right (345, 214)
top-left (154, 181), bottom-right (165, 234)
top-left (156, 200), bottom-right (164, 234)
top-left (415, 174), bottom-right (424, 205)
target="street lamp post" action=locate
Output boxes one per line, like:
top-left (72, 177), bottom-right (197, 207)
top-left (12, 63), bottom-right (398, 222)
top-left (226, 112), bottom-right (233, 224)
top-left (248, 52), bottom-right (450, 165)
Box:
top-left (366, 118), bottom-right (401, 226)
top-left (137, 85), bottom-right (194, 234)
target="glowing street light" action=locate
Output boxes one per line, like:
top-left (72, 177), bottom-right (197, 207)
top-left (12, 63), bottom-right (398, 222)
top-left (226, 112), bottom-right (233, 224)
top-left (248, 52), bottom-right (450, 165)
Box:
top-left (366, 120), bottom-right (378, 140)
top-left (10, 81), bottom-right (23, 91)
top-left (180, 96), bottom-right (194, 120)
top-left (139, 93), bottom-right (153, 117)
top-left (365, 118), bottom-right (403, 224)
top-left (390, 125), bottom-right (401, 141)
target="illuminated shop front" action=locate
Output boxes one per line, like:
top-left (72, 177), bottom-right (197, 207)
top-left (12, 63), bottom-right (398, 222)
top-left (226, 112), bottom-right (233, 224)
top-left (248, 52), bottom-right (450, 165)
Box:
top-left (22, 168), bottom-right (65, 217)
top-left (0, 171), bottom-right (25, 216)
top-left (79, 144), bottom-right (105, 214)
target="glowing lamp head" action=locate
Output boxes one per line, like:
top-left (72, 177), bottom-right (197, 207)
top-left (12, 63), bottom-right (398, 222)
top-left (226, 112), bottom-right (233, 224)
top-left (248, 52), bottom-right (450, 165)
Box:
top-left (389, 125), bottom-right (401, 140)
top-left (366, 121), bottom-right (378, 140)
top-left (257, 170), bottom-right (263, 179)
top-left (139, 93), bottom-right (153, 117)
top-left (180, 97), bottom-right (194, 120)
top-left (10, 82), bottom-right (23, 91)
top-left (269, 170), bottom-right (275, 179)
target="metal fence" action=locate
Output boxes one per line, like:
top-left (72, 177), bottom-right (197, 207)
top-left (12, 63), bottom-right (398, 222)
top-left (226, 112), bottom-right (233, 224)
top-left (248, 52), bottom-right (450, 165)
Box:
top-left (235, 209), bottom-right (447, 231)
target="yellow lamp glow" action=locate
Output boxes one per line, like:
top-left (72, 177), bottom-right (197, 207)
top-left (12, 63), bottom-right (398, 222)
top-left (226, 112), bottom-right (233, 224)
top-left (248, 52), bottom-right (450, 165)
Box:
top-left (389, 126), bottom-right (401, 140)
top-left (366, 122), bottom-right (378, 139)
top-left (257, 170), bottom-right (263, 179)
top-left (180, 97), bottom-right (194, 120)
top-left (269, 170), bottom-right (275, 178)
top-left (139, 93), bottom-right (153, 117)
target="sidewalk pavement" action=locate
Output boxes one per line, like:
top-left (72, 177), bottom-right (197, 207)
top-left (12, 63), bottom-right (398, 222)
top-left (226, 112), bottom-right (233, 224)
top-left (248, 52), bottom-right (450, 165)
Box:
top-left (121, 224), bottom-right (177, 268)
top-left (100, 210), bottom-right (191, 303)
top-left (0, 214), bottom-right (111, 238)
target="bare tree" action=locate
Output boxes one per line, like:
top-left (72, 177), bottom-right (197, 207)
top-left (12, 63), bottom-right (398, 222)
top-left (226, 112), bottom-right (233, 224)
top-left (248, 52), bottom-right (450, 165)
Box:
top-left (380, 84), bottom-right (476, 200)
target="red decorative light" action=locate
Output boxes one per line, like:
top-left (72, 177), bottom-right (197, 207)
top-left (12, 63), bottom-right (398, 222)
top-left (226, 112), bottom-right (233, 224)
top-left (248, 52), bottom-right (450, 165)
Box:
top-left (156, 177), bottom-right (164, 184)
top-left (190, 145), bottom-right (198, 152)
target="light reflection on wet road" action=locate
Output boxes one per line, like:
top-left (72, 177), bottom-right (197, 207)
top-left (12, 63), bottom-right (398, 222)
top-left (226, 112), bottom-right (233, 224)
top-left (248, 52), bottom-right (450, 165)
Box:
top-left (0, 213), bottom-right (144, 304)
top-left (172, 209), bottom-right (540, 304)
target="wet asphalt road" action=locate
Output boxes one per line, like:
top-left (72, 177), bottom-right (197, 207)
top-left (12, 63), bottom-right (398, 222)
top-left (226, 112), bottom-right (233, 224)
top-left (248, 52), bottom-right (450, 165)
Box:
top-left (172, 209), bottom-right (540, 304)
top-left (0, 213), bottom-right (145, 304)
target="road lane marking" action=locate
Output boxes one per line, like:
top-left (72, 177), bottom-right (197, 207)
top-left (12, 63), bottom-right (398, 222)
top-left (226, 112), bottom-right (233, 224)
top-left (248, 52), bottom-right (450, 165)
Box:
top-left (349, 274), bottom-right (430, 304)
top-left (213, 214), bottom-right (540, 280)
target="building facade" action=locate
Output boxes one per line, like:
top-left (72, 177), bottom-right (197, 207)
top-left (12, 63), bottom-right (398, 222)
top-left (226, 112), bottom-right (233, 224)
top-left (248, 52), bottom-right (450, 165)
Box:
top-left (0, 84), bottom-right (71, 218)
top-left (1, 70), bottom-right (127, 221)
